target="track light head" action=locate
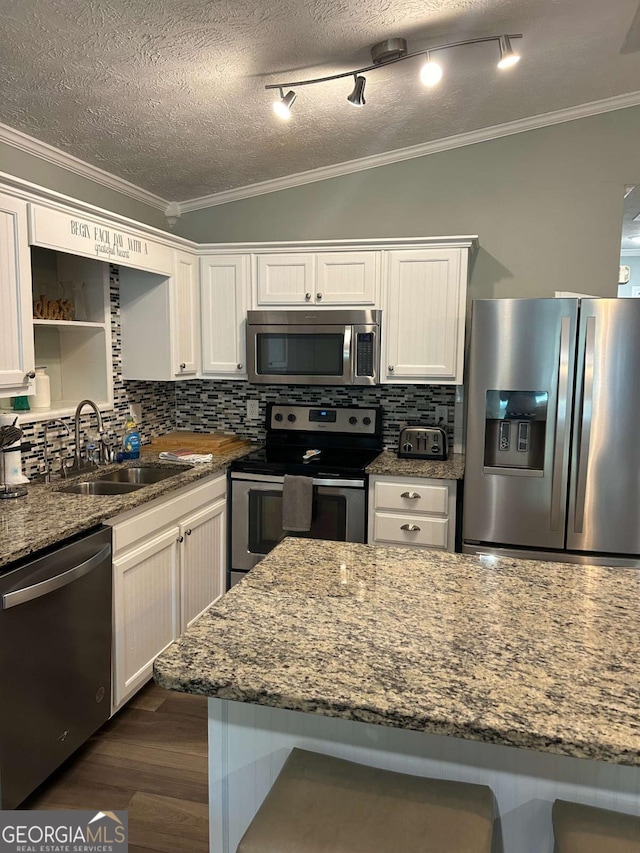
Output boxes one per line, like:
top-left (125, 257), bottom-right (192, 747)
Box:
top-left (497, 35), bottom-right (520, 69)
top-left (347, 75), bottom-right (366, 107)
top-left (273, 89), bottom-right (296, 120)
top-left (419, 51), bottom-right (443, 87)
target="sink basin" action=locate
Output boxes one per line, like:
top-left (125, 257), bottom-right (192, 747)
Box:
top-left (59, 481), bottom-right (144, 496)
top-left (96, 465), bottom-right (188, 485)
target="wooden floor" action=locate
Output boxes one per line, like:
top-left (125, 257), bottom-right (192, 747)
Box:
top-left (21, 681), bottom-right (209, 853)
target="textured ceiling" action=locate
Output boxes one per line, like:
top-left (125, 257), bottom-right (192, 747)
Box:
top-left (1, 0), bottom-right (640, 201)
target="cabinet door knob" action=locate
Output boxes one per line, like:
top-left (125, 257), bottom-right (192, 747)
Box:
top-left (305, 293), bottom-right (312, 301)
top-left (388, 365), bottom-right (394, 372)
top-left (316, 292), bottom-right (323, 300)
top-left (180, 362), bottom-right (186, 370)
top-left (237, 363), bottom-right (243, 370)
top-left (400, 492), bottom-right (421, 499)
top-left (185, 528), bottom-right (192, 536)
top-left (177, 535), bottom-right (184, 543)
top-left (26, 370), bottom-right (36, 380)
top-left (400, 523), bottom-right (421, 532)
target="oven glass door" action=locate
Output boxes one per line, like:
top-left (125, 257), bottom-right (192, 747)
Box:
top-left (250, 324), bottom-right (351, 384)
top-left (231, 478), bottom-right (365, 572)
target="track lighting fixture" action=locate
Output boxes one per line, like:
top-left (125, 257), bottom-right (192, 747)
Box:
top-left (266, 33), bottom-right (522, 118)
top-left (419, 51), bottom-right (443, 87)
top-left (347, 75), bottom-right (367, 107)
top-left (497, 35), bottom-right (520, 69)
top-left (273, 89), bottom-right (296, 120)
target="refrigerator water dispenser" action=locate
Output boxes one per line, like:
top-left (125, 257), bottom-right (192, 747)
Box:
top-left (484, 390), bottom-right (547, 471)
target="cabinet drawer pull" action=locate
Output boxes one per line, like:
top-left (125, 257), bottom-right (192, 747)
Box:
top-left (237, 363), bottom-right (243, 370)
top-left (316, 292), bottom-right (323, 300)
top-left (185, 528), bottom-right (192, 536)
top-left (400, 523), bottom-right (421, 532)
top-left (305, 293), bottom-right (312, 301)
top-left (180, 362), bottom-right (186, 370)
top-left (388, 365), bottom-right (394, 372)
top-left (400, 491), bottom-right (421, 499)
top-left (26, 370), bottom-right (36, 380)
top-left (177, 535), bottom-right (184, 543)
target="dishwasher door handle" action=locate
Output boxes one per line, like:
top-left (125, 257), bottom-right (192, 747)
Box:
top-left (2, 544), bottom-right (112, 610)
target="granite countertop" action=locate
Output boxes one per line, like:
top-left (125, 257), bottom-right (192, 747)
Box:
top-left (154, 537), bottom-right (640, 766)
top-left (366, 450), bottom-right (465, 480)
top-left (0, 443), bottom-right (257, 569)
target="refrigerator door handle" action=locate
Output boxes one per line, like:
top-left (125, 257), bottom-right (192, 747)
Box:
top-left (550, 317), bottom-right (572, 531)
top-left (573, 316), bottom-right (596, 534)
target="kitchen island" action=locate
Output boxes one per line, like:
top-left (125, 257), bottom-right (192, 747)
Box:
top-left (154, 538), bottom-right (640, 853)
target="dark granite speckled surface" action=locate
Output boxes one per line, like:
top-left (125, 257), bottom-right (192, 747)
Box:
top-left (366, 450), bottom-right (465, 480)
top-left (154, 537), bottom-right (640, 766)
top-left (0, 444), bottom-right (257, 569)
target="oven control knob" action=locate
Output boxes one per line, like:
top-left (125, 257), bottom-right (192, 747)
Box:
top-left (287, 413), bottom-right (296, 422)
top-left (403, 442), bottom-right (413, 453)
top-left (349, 416), bottom-right (357, 425)
top-left (363, 416), bottom-right (372, 426)
top-left (274, 413), bottom-right (283, 422)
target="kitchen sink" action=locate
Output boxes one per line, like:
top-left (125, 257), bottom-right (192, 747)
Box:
top-left (96, 465), bottom-right (188, 484)
top-left (59, 481), bottom-right (144, 496)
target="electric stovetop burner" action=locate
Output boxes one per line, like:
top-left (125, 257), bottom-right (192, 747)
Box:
top-left (230, 402), bottom-right (384, 478)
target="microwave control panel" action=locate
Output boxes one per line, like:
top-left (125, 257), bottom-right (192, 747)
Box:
top-left (356, 332), bottom-right (375, 377)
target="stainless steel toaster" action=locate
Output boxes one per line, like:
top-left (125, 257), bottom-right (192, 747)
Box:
top-left (398, 426), bottom-right (448, 460)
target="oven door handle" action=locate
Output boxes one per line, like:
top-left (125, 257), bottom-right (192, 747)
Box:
top-left (230, 471), bottom-right (364, 488)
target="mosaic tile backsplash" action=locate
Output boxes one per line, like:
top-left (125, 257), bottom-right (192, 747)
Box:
top-left (175, 381), bottom-right (455, 449)
top-left (13, 264), bottom-right (456, 480)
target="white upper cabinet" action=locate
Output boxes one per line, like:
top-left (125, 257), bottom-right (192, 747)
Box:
top-left (0, 194), bottom-right (35, 396)
top-left (256, 253), bottom-right (315, 305)
top-left (315, 252), bottom-right (379, 305)
top-left (120, 248), bottom-right (199, 381)
top-left (382, 249), bottom-right (468, 385)
top-left (172, 250), bottom-right (199, 376)
top-left (255, 251), bottom-right (380, 307)
top-left (201, 254), bottom-right (250, 378)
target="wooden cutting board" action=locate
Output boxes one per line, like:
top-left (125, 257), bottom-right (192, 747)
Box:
top-left (151, 431), bottom-right (250, 454)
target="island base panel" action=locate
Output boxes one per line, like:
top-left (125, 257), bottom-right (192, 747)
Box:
top-left (208, 699), bottom-right (640, 853)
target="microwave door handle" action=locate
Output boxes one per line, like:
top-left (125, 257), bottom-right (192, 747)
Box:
top-left (343, 325), bottom-right (353, 381)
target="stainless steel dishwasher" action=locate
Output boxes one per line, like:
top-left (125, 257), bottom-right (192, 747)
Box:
top-left (0, 525), bottom-right (112, 809)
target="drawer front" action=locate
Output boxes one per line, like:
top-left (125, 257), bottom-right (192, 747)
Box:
top-left (374, 481), bottom-right (449, 514)
top-left (373, 512), bottom-right (448, 549)
top-left (109, 473), bottom-right (226, 554)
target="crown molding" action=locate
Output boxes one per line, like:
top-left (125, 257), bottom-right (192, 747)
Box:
top-left (178, 90), bottom-right (640, 213)
top-left (0, 120), bottom-right (169, 211)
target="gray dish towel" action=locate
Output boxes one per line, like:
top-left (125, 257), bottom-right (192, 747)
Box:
top-left (282, 474), bottom-right (313, 532)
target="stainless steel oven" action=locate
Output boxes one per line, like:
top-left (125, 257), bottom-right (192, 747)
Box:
top-left (230, 472), bottom-right (366, 584)
top-left (227, 403), bottom-right (383, 587)
top-left (247, 310), bottom-right (381, 386)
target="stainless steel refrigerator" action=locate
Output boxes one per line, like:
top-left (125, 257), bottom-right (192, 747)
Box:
top-left (463, 297), bottom-right (640, 566)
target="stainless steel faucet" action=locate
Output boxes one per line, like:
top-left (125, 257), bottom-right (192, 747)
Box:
top-left (42, 419), bottom-right (72, 482)
top-left (73, 399), bottom-right (104, 470)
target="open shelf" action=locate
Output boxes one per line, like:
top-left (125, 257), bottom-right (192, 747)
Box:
top-left (33, 319), bottom-right (107, 330)
top-left (26, 247), bottom-right (114, 418)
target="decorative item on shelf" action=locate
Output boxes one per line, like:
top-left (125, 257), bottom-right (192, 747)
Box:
top-left (267, 33), bottom-right (522, 119)
top-left (12, 395), bottom-right (30, 412)
top-left (73, 282), bottom-right (88, 322)
top-left (0, 415), bottom-right (28, 499)
top-left (32, 366), bottom-right (51, 409)
top-left (33, 294), bottom-right (74, 321)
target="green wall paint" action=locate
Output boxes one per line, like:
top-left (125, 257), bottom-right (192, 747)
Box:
top-left (0, 141), bottom-right (169, 230)
top-left (176, 107), bottom-right (640, 299)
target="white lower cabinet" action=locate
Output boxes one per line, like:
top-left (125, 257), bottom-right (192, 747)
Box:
top-left (368, 475), bottom-right (457, 552)
top-left (109, 473), bottom-right (227, 712)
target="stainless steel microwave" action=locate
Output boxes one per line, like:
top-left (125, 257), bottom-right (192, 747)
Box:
top-left (247, 309), bottom-right (381, 385)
